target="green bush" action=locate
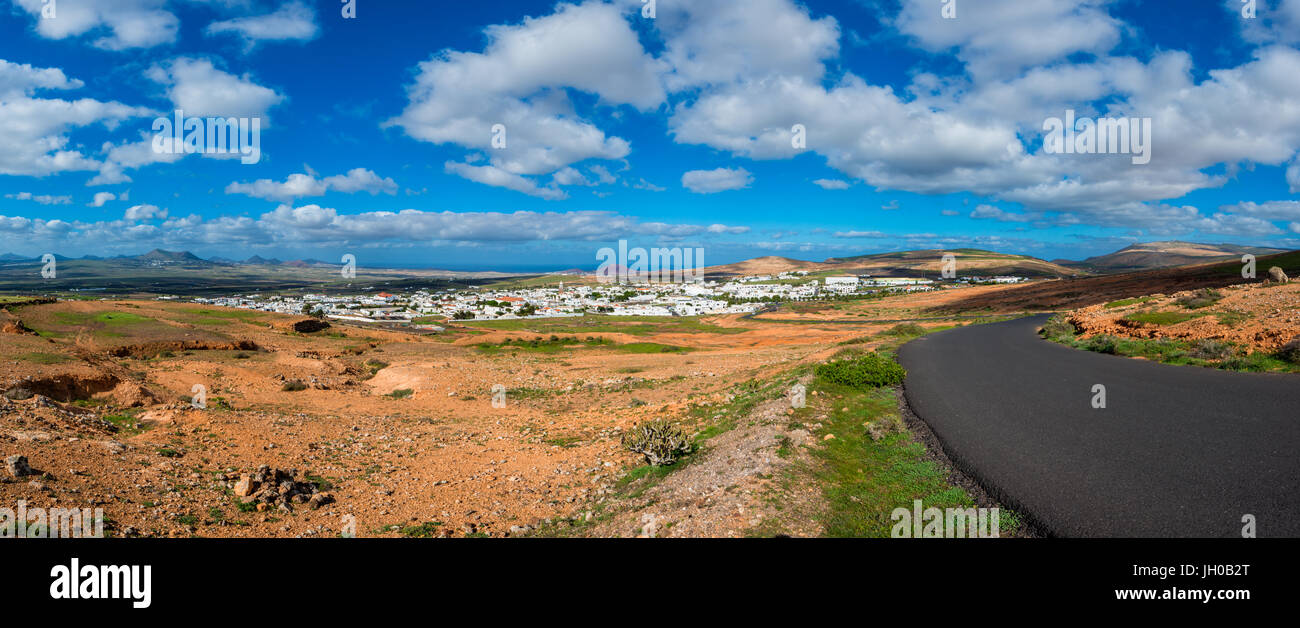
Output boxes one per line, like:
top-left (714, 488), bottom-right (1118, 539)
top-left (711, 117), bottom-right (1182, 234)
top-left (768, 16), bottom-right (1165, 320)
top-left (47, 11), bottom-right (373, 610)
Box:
top-left (1277, 339), bottom-right (1300, 365)
top-left (282, 380), bottom-right (308, 392)
top-left (1175, 288), bottom-right (1224, 309)
top-left (815, 352), bottom-right (907, 389)
top-left (622, 420), bottom-right (693, 466)
top-left (878, 323), bottom-right (926, 338)
top-left (1188, 339), bottom-right (1238, 361)
top-left (1083, 335), bottom-right (1119, 354)
top-left (1039, 314), bottom-right (1077, 341)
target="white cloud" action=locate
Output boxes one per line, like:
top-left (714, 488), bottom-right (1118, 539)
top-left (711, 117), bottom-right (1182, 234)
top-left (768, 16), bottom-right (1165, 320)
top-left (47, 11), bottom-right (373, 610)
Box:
top-left (444, 162), bottom-right (567, 200)
top-left (206, 1), bottom-right (319, 50)
top-left (225, 168), bottom-right (398, 202)
top-left (654, 0), bottom-right (840, 89)
top-left (89, 192), bottom-right (117, 207)
top-left (389, 1), bottom-right (662, 197)
top-left (1233, 0), bottom-right (1300, 45)
top-left (90, 58), bottom-right (284, 184)
top-left (893, 0), bottom-right (1122, 80)
top-left (124, 204), bottom-right (168, 221)
top-left (682, 168), bottom-right (753, 194)
top-left (5, 192), bottom-right (72, 205)
top-left (0, 59), bottom-right (151, 177)
top-left (13, 0), bottom-right (179, 50)
top-left (145, 57), bottom-right (284, 119)
top-left (970, 204), bottom-right (1033, 222)
top-left (0, 206), bottom-right (750, 252)
top-left (813, 179), bottom-right (851, 190)
top-left (1288, 157), bottom-right (1300, 193)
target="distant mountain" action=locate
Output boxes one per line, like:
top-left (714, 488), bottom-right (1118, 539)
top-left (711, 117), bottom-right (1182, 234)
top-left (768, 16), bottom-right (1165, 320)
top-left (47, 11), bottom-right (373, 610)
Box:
top-left (243, 255), bottom-right (283, 265)
top-left (1068, 241), bottom-right (1290, 272)
top-left (0, 253), bottom-right (30, 262)
top-left (708, 249), bottom-right (1080, 279)
top-left (135, 249), bottom-right (205, 263)
top-left (705, 256), bottom-right (827, 278)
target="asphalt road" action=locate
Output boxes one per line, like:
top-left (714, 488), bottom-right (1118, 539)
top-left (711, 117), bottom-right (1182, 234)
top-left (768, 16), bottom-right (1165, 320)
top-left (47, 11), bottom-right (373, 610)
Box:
top-left (897, 314), bottom-right (1300, 537)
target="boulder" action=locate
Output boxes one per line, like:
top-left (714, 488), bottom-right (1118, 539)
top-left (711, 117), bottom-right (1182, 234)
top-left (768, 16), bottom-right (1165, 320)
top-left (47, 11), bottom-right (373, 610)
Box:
top-left (5, 454), bottom-right (33, 477)
top-left (233, 474), bottom-right (260, 497)
top-left (1268, 266), bottom-right (1289, 283)
top-left (290, 319), bottom-right (331, 333)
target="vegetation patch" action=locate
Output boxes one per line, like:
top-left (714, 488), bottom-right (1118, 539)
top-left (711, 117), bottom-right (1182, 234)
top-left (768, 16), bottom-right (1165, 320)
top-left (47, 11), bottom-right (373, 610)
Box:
top-left (621, 420), bottom-right (693, 466)
top-left (1123, 311), bottom-right (1204, 326)
top-left (814, 352), bottom-right (907, 389)
top-left (1175, 288), bottom-right (1224, 309)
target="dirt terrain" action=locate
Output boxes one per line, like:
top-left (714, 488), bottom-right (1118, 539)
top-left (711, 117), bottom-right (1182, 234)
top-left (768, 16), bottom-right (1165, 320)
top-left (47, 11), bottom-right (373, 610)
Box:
top-left (1063, 281), bottom-right (1300, 354)
top-left (1, 297), bottom-right (900, 538)
top-left (938, 250), bottom-right (1300, 313)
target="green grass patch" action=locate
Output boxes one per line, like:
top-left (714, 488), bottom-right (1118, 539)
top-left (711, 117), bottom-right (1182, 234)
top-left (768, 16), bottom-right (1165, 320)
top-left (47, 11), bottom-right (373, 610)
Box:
top-left (613, 342), bottom-right (691, 354)
top-left (16, 352), bottom-right (73, 364)
top-left (1104, 296), bottom-right (1154, 309)
top-left (386, 388), bottom-right (414, 399)
top-left (814, 353), bottom-right (906, 389)
top-left (1124, 311), bottom-right (1205, 326)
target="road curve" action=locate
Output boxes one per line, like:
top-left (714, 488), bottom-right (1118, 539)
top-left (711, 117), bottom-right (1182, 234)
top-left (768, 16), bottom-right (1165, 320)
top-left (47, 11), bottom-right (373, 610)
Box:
top-left (897, 314), bottom-right (1300, 537)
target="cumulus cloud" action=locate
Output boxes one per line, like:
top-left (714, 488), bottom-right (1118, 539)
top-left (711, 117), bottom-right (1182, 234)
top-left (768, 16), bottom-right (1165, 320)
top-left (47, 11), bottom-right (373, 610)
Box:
top-left (206, 1), bottom-right (319, 50)
top-left (389, 1), bottom-right (662, 197)
top-left (124, 204), bottom-right (167, 221)
top-left (0, 206), bottom-right (751, 254)
top-left (894, 0), bottom-right (1122, 80)
top-left (90, 58), bottom-right (284, 184)
top-left (0, 59), bottom-right (151, 177)
top-left (88, 192), bottom-right (117, 207)
top-left (226, 168), bottom-right (399, 202)
top-left (13, 0), bottom-right (179, 50)
top-left (145, 57), bottom-right (284, 119)
top-left (682, 168), bottom-right (753, 194)
top-left (444, 162), bottom-right (568, 201)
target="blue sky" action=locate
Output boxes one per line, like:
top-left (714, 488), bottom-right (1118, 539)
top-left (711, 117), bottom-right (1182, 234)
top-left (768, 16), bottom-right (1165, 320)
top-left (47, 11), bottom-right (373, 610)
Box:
top-left (2, 0), bottom-right (1300, 271)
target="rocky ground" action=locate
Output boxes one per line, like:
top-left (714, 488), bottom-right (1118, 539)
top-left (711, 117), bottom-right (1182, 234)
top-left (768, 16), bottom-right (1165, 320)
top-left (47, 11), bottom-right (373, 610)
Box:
top-left (1064, 279), bottom-right (1300, 354)
top-left (1, 297), bottom-right (898, 538)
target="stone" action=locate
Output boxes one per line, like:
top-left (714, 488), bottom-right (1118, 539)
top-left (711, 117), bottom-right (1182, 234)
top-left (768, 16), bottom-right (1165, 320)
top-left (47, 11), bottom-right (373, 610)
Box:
top-left (3, 387), bottom-right (33, 401)
top-left (6, 455), bottom-right (33, 477)
top-left (1268, 266), bottom-right (1289, 283)
top-left (307, 492), bottom-right (334, 510)
top-left (233, 474), bottom-right (259, 497)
